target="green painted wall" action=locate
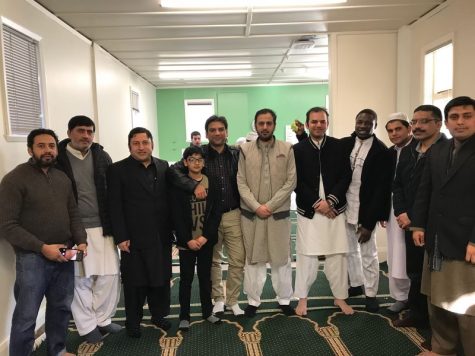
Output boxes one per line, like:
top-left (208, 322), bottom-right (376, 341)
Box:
top-left (156, 84), bottom-right (328, 161)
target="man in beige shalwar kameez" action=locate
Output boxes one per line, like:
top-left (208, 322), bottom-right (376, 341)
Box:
top-left (237, 108), bottom-right (297, 317)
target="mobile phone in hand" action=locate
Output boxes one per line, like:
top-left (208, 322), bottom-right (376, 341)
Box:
top-left (59, 248), bottom-right (84, 262)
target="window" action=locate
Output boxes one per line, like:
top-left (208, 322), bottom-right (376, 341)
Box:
top-left (424, 42), bottom-right (453, 136)
top-left (1, 21), bottom-right (44, 138)
top-left (184, 99), bottom-right (214, 142)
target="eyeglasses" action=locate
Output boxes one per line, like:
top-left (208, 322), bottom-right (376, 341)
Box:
top-left (187, 157), bottom-right (204, 164)
top-left (410, 118), bottom-right (436, 125)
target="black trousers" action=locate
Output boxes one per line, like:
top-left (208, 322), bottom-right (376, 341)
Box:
top-left (405, 231), bottom-right (428, 324)
top-left (179, 245), bottom-right (213, 320)
top-left (123, 284), bottom-right (170, 330)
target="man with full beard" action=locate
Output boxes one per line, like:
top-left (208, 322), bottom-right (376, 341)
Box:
top-left (237, 108), bottom-right (297, 317)
top-left (0, 128), bottom-right (86, 356)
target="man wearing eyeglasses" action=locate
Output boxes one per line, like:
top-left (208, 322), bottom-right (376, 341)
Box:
top-left (392, 105), bottom-right (447, 330)
top-left (410, 96), bottom-right (475, 355)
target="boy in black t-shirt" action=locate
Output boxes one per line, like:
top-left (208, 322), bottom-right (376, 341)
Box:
top-left (169, 146), bottom-right (222, 331)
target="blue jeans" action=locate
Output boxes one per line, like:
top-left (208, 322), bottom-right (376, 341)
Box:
top-left (10, 251), bottom-right (74, 356)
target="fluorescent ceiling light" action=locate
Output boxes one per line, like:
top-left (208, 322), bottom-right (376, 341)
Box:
top-left (160, 70), bottom-right (252, 80)
top-left (158, 51), bottom-right (254, 58)
top-left (159, 60), bottom-right (251, 65)
top-left (160, 0), bottom-right (346, 9)
top-left (159, 64), bottom-right (252, 71)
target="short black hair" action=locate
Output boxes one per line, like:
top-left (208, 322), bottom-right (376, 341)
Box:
top-left (444, 96), bottom-right (475, 121)
top-left (254, 108), bottom-right (276, 124)
top-left (356, 108), bottom-right (377, 121)
top-left (306, 107), bottom-right (329, 124)
top-left (128, 127), bottom-right (153, 148)
top-left (190, 131), bottom-right (201, 139)
top-left (413, 105), bottom-right (442, 121)
top-left (183, 145), bottom-right (204, 160)
top-left (27, 128), bottom-right (59, 149)
top-left (68, 115), bottom-right (95, 132)
top-left (205, 115), bottom-right (228, 132)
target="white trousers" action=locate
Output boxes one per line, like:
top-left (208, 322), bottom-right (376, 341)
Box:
top-left (346, 223), bottom-right (379, 297)
top-left (244, 258), bottom-right (293, 307)
top-left (295, 253), bottom-right (348, 300)
top-left (386, 205), bottom-right (410, 301)
top-left (71, 274), bottom-right (121, 335)
top-left (389, 276), bottom-right (411, 301)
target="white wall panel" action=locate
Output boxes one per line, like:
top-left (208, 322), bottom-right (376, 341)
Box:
top-left (94, 44), bottom-right (158, 162)
top-left (329, 31), bottom-right (397, 144)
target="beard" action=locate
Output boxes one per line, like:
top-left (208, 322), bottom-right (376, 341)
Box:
top-left (258, 131), bottom-right (274, 141)
top-left (33, 153), bottom-right (57, 168)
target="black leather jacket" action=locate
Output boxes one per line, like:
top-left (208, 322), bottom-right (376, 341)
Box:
top-left (168, 144), bottom-right (240, 200)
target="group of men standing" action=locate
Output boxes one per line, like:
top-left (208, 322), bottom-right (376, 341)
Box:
top-left (383, 98), bottom-right (475, 355)
top-left (1, 96), bottom-right (474, 356)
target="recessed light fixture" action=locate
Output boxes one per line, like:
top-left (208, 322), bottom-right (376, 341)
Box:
top-left (160, 0), bottom-right (346, 9)
top-left (159, 70), bottom-right (252, 80)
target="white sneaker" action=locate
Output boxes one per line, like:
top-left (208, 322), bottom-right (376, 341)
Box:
top-left (228, 303), bottom-right (245, 316)
top-left (213, 301), bottom-right (225, 314)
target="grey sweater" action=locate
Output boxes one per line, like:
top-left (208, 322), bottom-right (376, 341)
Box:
top-left (0, 159), bottom-right (87, 253)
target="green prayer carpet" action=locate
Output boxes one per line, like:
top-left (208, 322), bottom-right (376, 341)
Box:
top-left (34, 213), bottom-right (430, 355)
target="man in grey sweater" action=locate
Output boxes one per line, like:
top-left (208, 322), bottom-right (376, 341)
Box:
top-left (56, 116), bottom-right (120, 343)
top-left (0, 128), bottom-right (87, 356)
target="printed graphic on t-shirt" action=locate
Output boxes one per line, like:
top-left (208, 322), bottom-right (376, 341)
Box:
top-left (191, 175), bottom-right (208, 239)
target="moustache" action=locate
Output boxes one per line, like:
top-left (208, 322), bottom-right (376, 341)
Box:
top-left (413, 129), bottom-right (425, 133)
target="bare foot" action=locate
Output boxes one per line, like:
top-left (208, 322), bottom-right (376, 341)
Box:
top-left (295, 298), bottom-right (307, 316)
top-left (334, 299), bottom-right (354, 315)
top-left (64, 353), bottom-right (76, 356)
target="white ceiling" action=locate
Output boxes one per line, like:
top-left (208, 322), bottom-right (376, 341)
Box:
top-left (34, 0), bottom-right (444, 88)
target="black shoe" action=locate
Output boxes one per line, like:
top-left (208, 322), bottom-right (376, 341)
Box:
top-left (365, 296), bottom-right (379, 312)
top-left (244, 305), bottom-right (258, 318)
top-left (420, 339), bottom-right (431, 350)
top-left (279, 304), bottom-right (295, 316)
top-left (126, 327), bottom-right (141, 338)
top-left (393, 315), bottom-right (429, 328)
top-left (151, 317), bottom-right (172, 330)
top-left (348, 285), bottom-right (364, 297)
